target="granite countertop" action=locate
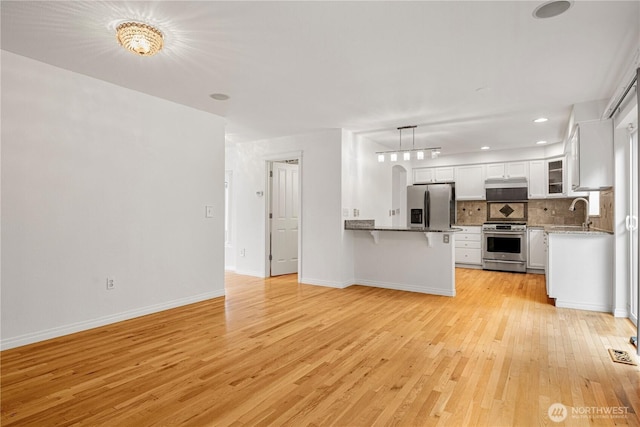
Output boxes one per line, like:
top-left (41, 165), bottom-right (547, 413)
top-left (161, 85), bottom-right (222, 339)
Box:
top-left (543, 225), bottom-right (613, 235)
top-left (346, 220), bottom-right (611, 234)
top-left (345, 220), bottom-right (461, 233)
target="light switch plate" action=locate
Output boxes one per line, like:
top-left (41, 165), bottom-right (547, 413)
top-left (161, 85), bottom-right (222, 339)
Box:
top-left (205, 206), bottom-right (214, 218)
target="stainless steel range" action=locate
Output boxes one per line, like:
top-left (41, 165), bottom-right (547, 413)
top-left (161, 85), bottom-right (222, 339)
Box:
top-left (482, 222), bottom-right (527, 273)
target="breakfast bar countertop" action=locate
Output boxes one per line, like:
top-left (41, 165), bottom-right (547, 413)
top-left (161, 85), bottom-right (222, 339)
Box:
top-left (344, 220), bottom-right (461, 233)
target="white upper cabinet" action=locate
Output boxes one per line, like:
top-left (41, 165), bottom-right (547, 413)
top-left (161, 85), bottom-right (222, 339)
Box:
top-left (434, 167), bottom-right (455, 182)
top-left (546, 157), bottom-right (565, 198)
top-left (570, 119), bottom-right (613, 191)
top-left (507, 162), bottom-right (529, 178)
top-left (528, 160), bottom-right (546, 199)
top-left (485, 162), bottom-right (528, 179)
top-left (485, 163), bottom-right (505, 179)
top-left (413, 167), bottom-right (434, 183)
top-left (413, 167), bottom-right (455, 184)
top-left (455, 165), bottom-right (485, 200)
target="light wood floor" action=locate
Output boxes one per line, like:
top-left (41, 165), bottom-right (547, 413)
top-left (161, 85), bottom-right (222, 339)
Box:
top-left (2, 269), bottom-right (638, 426)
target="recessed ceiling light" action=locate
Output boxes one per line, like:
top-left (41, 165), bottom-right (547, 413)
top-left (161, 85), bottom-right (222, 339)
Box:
top-left (481, 146), bottom-right (490, 150)
top-left (209, 93), bottom-right (230, 101)
top-left (536, 140), bottom-right (548, 145)
top-left (533, 1), bottom-right (573, 19)
top-left (533, 117), bottom-right (548, 123)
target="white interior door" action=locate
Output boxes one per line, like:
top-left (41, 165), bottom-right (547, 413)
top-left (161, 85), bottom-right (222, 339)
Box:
top-left (270, 162), bottom-right (299, 276)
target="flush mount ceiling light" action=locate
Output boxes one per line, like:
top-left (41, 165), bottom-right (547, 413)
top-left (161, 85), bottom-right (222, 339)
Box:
top-left (116, 21), bottom-right (164, 56)
top-left (481, 146), bottom-right (491, 150)
top-left (533, 117), bottom-right (548, 123)
top-left (533, 1), bottom-right (573, 19)
top-left (536, 140), bottom-right (548, 145)
top-left (376, 126), bottom-right (441, 163)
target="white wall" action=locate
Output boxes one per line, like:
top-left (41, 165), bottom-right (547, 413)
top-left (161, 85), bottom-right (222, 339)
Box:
top-left (341, 132), bottom-right (392, 225)
top-left (232, 129), bottom-right (353, 287)
top-left (1, 51), bottom-right (226, 349)
top-left (225, 145), bottom-right (238, 271)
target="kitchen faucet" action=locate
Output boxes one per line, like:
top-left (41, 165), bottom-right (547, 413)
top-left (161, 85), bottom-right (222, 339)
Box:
top-left (569, 197), bottom-right (590, 229)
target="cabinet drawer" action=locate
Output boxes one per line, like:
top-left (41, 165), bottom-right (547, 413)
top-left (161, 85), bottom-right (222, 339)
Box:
top-left (457, 233), bottom-right (481, 242)
top-left (455, 240), bottom-right (481, 249)
top-left (458, 226), bottom-right (481, 234)
top-left (455, 248), bottom-right (482, 265)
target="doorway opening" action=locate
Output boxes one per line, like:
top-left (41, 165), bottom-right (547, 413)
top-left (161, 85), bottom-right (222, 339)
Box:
top-left (266, 156), bottom-right (301, 279)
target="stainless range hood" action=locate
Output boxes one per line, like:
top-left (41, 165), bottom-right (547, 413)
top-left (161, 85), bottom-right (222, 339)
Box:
top-left (485, 177), bottom-right (528, 202)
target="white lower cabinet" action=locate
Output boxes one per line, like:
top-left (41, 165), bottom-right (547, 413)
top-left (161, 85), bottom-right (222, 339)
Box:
top-left (527, 228), bottom-right (545, 270)
top-left (455, 226), bottom-right (481, 266)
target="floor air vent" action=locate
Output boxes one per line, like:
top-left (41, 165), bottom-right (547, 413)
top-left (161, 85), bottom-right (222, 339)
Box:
top-left (608, 348), bottom-right (637, 365)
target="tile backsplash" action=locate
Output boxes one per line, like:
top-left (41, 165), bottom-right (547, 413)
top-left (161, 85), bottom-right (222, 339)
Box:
top-left (590, 189), bottom-right (613, 232)
top-left (456, 200), bottom-right (486, 224)
top-left (527, 199), bottom-right (587, 226)
top-left (456, 190), bottom-right (613, 232)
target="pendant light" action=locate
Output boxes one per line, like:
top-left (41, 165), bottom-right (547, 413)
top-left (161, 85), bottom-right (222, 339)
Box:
top-left (376, 125), bottom-right (441, 162)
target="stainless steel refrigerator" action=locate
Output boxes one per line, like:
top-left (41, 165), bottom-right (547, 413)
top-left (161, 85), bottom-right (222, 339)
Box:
top-left (406, 183), bottom-right (456, 229)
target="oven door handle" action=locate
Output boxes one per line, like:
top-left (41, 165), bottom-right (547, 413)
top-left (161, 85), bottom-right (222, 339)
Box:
top-left (482, 259), bottom-right (525, 264)
top-left (483, 231), bottom-right (526, 236)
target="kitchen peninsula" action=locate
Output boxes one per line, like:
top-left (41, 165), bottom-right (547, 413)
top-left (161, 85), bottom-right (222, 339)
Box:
top-left (544, 226), bottom-right (614, 312)
top-left (345, 220), bottom-right (461, 296)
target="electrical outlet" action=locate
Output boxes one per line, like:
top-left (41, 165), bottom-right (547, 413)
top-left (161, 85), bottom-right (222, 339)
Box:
top-left (443, 234), bottom-right (450, 244)
top-left (343, 208), bottom-right (349, 217)
top-left (106, 277), bottom-right (115, 290)
top-left (240, 248), bottom-right (246, 257)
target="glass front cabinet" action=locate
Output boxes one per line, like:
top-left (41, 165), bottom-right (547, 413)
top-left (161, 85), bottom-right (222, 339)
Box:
top-left (547, 157), bottom-right (564, 197)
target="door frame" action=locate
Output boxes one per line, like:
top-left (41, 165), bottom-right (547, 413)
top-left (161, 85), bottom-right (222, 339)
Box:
top-left (263, 151), bottom-right (303, 280)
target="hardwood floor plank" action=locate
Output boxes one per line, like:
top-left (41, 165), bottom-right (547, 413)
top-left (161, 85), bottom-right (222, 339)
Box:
top-left (2, 270), bottom-right (639, 426)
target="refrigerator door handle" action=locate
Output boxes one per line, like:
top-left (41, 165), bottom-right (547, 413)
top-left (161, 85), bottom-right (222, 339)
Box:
top-left (426, 191), bottom-right (430, 228)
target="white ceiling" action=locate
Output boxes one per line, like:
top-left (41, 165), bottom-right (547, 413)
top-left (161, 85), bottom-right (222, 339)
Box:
top-left (1, 1), bottom-right (638, 155)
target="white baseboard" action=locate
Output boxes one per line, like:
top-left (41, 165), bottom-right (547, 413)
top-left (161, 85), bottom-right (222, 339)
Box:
top-left (555, 300), bottom-right (611, 313)
top-left (355, 279), bottom-right (456, 297)
top-left (224, 266), bottom-right (236, 272)
top-left (613, 308), bottom-right (629, 318)
top-left (1, 290), bottom-right (225, 351)
top-left (299, 276), bottom-right (352, 289)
